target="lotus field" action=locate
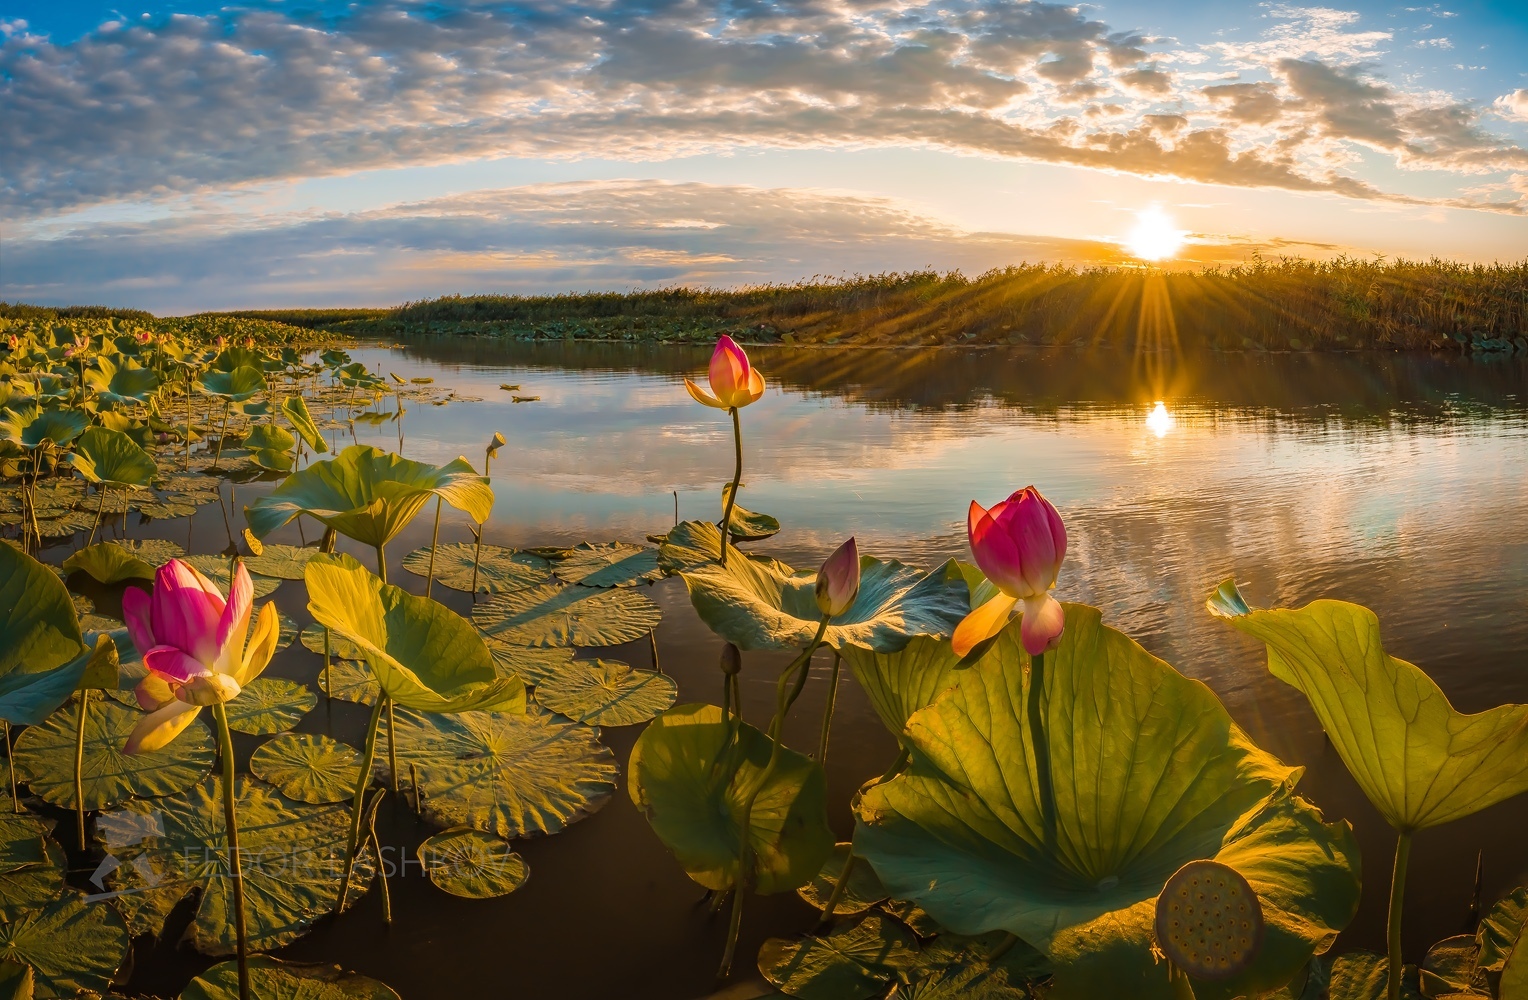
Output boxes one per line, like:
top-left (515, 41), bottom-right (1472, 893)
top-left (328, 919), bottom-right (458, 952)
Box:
top-left (2, 318), bottom-right (1528, 1000)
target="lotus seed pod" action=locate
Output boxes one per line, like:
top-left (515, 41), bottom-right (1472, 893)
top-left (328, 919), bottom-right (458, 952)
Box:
top-left (1154, 859), bottom-right (1265, 981)
top-left (719, 642), bottom-right (742, 676)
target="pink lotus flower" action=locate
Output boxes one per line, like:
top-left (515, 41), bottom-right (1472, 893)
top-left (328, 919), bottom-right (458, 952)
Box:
top-left (815, 537), bottom-right (861, 618)
top-left (952, 487), bottom-right (1067, 657)
top-left (121, 558), bottom-right (279, 754)
top-left (134, 329), bottom-right (153, 345)
top-left (2, 335), bottom-right (17, 351)
top-left (685, 335), bottom-right (765, 409)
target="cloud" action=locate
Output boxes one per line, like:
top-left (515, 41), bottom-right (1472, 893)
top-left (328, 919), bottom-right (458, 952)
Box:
top-left (0, 179), bottom-right (1320, 312)
top-left (0, 0), bottom-right (1523, 221)
top-left (1498, 90), bottom-right (1528, 121)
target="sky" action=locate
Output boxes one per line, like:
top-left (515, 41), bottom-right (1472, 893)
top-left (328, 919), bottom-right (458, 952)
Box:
top-left (2, 0), bottom-right (1526, 312)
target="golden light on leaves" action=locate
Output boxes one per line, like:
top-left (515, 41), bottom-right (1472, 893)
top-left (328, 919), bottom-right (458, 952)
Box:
top-left (1125, 207), bottom-right (1187, 261)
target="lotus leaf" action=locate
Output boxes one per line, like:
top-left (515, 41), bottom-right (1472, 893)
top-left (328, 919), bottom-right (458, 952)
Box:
top-left (797, 843), bottom-right (888, 916)
top-left (683, 552), bottom-right (968, 653)
top-left (317, 660), bottom-right (379, 706)
top-left (244, 445), bottom-right (493, 550)
top-left (111, 537), bottom-right (184, 567)
top-left (0, 542), bottom-right (83, 679)
top-left (250, 447), bottom-right (296, 474)
top-left (894, 930), bottom-right (1049, 999)
top-left (657, 519), bottom-right (725, 574)
top-left (471, 583), bottom-right (662, 648)
top-left (841, 634), bottom-right (963, 741)
top-left (1328, 953), bottom-right (1421, 1000)
top-left (99, 776), bottom-right (372, 955)
top-left (533, 659), bottom-right (677, 726)
top-left (400, 542), bottom-right (549, 594)
top-left (721, 484), bottom-right (780, 541)
top-left (136, 497), bottom-right (197, 520)
top-left (628, 703), bottom-right (833, 894)
top-left (418, 828), bottom-right (529, 899)
top-left (853, 606), bottom-right (1361, 1000)
top-left (0, 814), bottom-right (52, 875)
top-left (1209, 580), bottom-right (1528, 831)
top-left (245, 424), bottom-right (296, 453)
top-left (1480, 889), bottom-right (1528, 973)
top-left (181, 956), bottom-right (400, 1000)
top-left (85, 356), bottom-right (161, 405)
top-left (250, 734), bottom-right (363, 805)
top-left (485, 641), bottom-right (576, 685)
top-left (305, 554), bottom-right (524, 713)
top-left (262, 611), bottom-right (299, 654)
top-left (300, 622), bottom-right (364, 660)
top-left (197, 365), bottom-right (266, 402)
top-left (180, 555), bottom-right (282, 599)
top-left (0, 897), bottom-right (130, 998)
top-left (379, 708), bottom-right (618, 839)
top-left (757, 915), bottom-right (919, 1000)
top-left (554, 541), bottom-right (664, 588)
top-left (1418, 936), bottom-right (1488, 998)
top-left (71, 427), bottom-right (157, 488)
top-left (277, 395), bottom-right (328, 455)
top-left (0, 841), bottom-right (66, 921)
top-left (0, 406), bottom-right (89, 449)
top-left (223, 678), bottom-right (316, 735)
top-left (61, 542), bottom-right (155, 584)
top-left (13, 698), bottom-right (214, 810)
top-left (243, 543), bottom-right (318, 580)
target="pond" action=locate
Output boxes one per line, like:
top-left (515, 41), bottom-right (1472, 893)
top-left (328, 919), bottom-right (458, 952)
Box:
top-left (91, 339), bottom-right (1528, 998)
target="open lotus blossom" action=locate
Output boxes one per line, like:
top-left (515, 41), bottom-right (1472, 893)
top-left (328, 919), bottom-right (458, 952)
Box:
top-left (952, 486), bottom-right (1068, 657)
top-left (121, 558), bottom-right (279, 754)
top-left (685, 335), bottom-right (766, 409)
top-left (816, 536), bottom-right (861, 618)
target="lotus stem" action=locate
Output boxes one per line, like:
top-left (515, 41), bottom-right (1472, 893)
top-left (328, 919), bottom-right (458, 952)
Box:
top-left (425, 498), bottom-right (442, 598)
top-left (87, 484), bottom-right (108, 547)
top-left (4, 721), bottom-right (17, 812)
top-left (212, 400), bottom-right (231, 470)
top-left (717, 406), bottom-right (742, 567)
top-left (211, 703), bottom-right (250, 1000)
top-left (374, 544), bottom-right (387, 584)
top-left (184, 378), bottom-right (193, 468)
top-left (650, 630), bottom-right (662, 675)
top-left (816, 852), bottom-right (857, 928)
top-left (674, 490), bottom-right (679, 526)
top-left (367, 798), bottom-right (391, 925)
top-left (74, 691), bottom-right (88, 850)
top-left (1028, 650), bottom-right (1057, 848)
top-left (818, 744), bottom-right (912, 931)
top-left (386, 698), bottom-right (398, 794)
top-left (469, 527), bottom-right (485, 597)
top-left (1387, 831), bottom-right (1413, 1000)
top-left (816, 650), bottom-right (842, 765)
top-left (987, 932), bottom-right (1020, 964)
top-left (410, 762), bottom-right (420, 811)
top-left (339, 697), bottom-right (386, 911)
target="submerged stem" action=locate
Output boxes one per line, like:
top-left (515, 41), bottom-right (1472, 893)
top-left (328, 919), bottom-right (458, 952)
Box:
top-left (1028, 650), bottom-right (1056, 848)
top-left (339, 697), bottom-right (386, 911)
top-left (74, 691), bottom-right (88, 850)
top-left (1387, 830), bottom-right (1413, 1000)
top-left (211, 703), bottom-right (250, 1000)
top-left (717, 407), bottom-right (742, 567)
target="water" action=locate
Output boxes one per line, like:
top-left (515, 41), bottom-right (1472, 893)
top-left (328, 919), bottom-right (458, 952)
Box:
top-left (105, 341), bottom-right (1528, 998)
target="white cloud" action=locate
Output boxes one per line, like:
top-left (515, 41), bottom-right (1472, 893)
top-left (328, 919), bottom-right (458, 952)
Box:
top-left (1497, 90), bottom-right (1528, 121)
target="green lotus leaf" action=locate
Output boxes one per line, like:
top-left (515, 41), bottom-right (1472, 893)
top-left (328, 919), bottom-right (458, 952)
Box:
top-left (400, 542), bottom-right (550, 594)
top-left (85, 355), bottom-right (161, 405)
top-left (853, 605), bottom-right (1361, 1000)
top-left (250, 734), bottom-right (363, 805)
top-left (628, 703), bottom-right (833, 894)
top-left (893, 960), bottom-right (1028, 1000)
top-left (842, 634), bottom-right (963, 741)
top-left (99, 776), bottom-right (371, 955)
top-left (1480, 888), bottom-right (1528, 973)
top-left (797, 843), bottom-right (888, 916)
top-left (0, 542), bottom-right (83, 680)
top-left (245, 424), bottom-right (296, 453)
top-left (61, 542), bottom-right (154, 584)
top-left (757, 914), bottom-right (920, 1000)
top-left (721, 483), bottom-right (780, 541)
top-left (656, 519), bottom-right (724, 574)
top-left (0, 642), bottom-right (112, 726)
top-left (300, 622), bottom-right (364, 660)
top-left (532, 658), bottom-right (677, 726)
top-left (0, 897), bottom-right (130, 998)
top-left (135, 496), bottom-right (198, 519)
top-left (72, 427), bottom-right (157, 488)
top-left (207, 347), bottom-right (265, 374)
top-left (13, 698), bottom-right (214, 810)
top-left (1418, 935), bottom-right (1488, 997)
top-left (264, 611), bottom-right (299, 654)
top-left (1502, 926), bottom-right (1528, 1000)
top-left (0, 839), bottom-right (68, 922)
top-left (243, 543), bottom-right (317, 580)
top-left (0, 961), bottom-right (32, 1000)
top-left (554, 541), bottom-right (664, 588)
top-left (0, 405), bottom-right (90, 449)
top-left (1209, 580), bottom-right (1528, 831)
top-left (0, 813), bottom-right (52, 876)
top-left (472, 582), bottom-right (662, 648)
top-left (180, 555), bottom-right (282, 599)
top-left (484, 641), bottom-right (576, 685)
top-left (280, 395), bottom-right (328, 454)
top-left (250, 448), bottom-right (296, 473)
top-left (1328, 953), bottom-right (1421, 1000)
top-left (380, 707), bottom-right (618, 838)
top-left (305, 554), bottom-right (524, 714)
top-left (197, 365), bottom-right (266, 402)
top-left (316, 659), bottom-right (379, 706)
top-left (109, 537), bottom-right (184, 567)
top-left (223, 678), bottom-right (316, 735)
top-left (181, 956), bottom-right (400, 1000)
top-left (244, 445), bottom-right (493, 549)
top-left (418, 828), bottom-right (529, 899)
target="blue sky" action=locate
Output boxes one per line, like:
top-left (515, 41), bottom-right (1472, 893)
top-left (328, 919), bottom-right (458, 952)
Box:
top-left (3, 0), bottom-right (1526, 311)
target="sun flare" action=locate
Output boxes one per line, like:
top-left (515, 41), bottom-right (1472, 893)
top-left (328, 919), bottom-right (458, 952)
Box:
top-left (1125, 207), bottom-right (1187, 262)
top-left (1146, 401), bottom-right (1176, 437)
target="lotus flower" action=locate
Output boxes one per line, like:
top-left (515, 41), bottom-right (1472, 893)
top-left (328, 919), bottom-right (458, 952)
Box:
top-left (815, 537), bottom-right (861, 618)
top-left (952, 487), bottom-right (1067, 657)
top-left (3, 334), bottom-right (17, 351)
top-left (121, 558), bottom-right (279, 754)
top-left (685, 335), bottom-right (765, 409)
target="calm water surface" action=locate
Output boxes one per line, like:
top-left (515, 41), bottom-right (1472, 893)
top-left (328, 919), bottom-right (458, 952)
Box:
top-left (110, 341), bottom-right (1528, 999)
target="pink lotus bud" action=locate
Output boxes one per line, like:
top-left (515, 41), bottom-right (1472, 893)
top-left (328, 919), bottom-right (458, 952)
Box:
top-left (815, 537), bottom-right (861, 618)
top-left (685, 335), bottom-right (766, 409)
top-left (952, 487), bottom-right (1068, 657)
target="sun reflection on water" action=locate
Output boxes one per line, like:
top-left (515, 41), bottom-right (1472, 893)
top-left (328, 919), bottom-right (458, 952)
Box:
top-left (1146, 400), bottom-right (1176, 437)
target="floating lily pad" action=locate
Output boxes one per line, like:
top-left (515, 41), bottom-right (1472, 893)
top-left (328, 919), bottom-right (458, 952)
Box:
top-left (472, 583), bottom-right (661, 648)
top-left (243, 544), bottom-right (318, 580)
top-left (300, 623), bottom-right (364, 660)
top-left (13, 697), bottom-right (215, 810)
top-left (485, 642), bottom-right (576, 685)
top-left (380, 708), bottom-right (618, 839)
top-left (0, 897), bottom-right (130, 999)
top-left (262, 611), bottom-right (299, 654)
top-left (895, 931), bottom-right (1049, 999)
top-left (181, 555), bottom-right (281, 599)
top-left (250, 734), bottom-right (363, 805)
top-left (0, 813), bottom-right (52, 875)
top-left (180, 956), bottom-right (401, 1000)
top-left (797, 843), bottom-right (888, 917)
top-left (223, 679), bottom-right (316, 735)
top-left (317, 660), bottom-right (379, 707)
top-left (554, 542), bottom-right (664, 588)
top-left (757, 915), bottom-right (919, 1000)
top-left (0, 840), bottom-right (68, 921)
top-left (418, 828), bottom-right (529, 899)
top-left (99, 776), bottom-right (371, 955)
top-left (32, 512), bottom-right (95, 538)
top-left (401, 543), bottom-right (550, 594)
top-left (136, 498), bottom-right (198, 519)
top-left (533, 659), bottom-right (676, 727)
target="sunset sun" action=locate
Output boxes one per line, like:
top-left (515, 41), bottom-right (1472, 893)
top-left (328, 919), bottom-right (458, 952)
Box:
top-left (1125, 207), bottom-right (1188, 261)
